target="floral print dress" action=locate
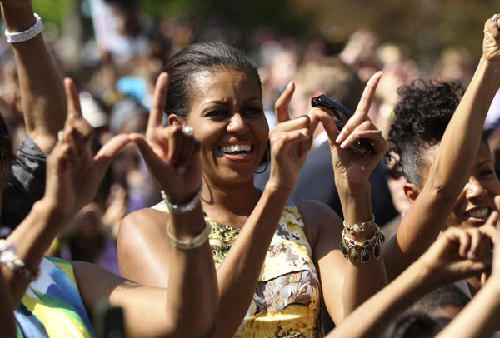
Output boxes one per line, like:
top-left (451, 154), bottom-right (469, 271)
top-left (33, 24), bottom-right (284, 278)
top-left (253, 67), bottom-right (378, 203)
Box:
top-left (154, 202), bottom-right (323, 337)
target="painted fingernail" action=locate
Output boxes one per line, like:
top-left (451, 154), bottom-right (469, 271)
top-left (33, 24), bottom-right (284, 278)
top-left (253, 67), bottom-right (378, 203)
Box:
top-left (286, 81), bottom-right (293, 90)
top-left (336, 133), bottom-right (344, 143)
top-left (340, 140), bottom-right (349, 149)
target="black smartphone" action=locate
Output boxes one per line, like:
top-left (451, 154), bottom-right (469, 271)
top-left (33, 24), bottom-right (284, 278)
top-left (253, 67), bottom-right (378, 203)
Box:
top-left (311, 94), bottom-right (375, 155)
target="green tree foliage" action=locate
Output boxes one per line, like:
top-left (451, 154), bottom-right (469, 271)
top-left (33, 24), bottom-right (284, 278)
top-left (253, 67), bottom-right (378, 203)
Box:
top-left (32, 0), bottom-right (73, 28)
top-left (141, 0), bottom-right (313, 36)
top-left (141, 0), bottom-right (499, 62)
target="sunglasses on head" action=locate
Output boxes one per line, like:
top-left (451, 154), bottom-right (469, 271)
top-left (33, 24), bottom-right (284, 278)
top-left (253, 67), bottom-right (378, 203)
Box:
top-left (311, 94), bottom-right (375, 155)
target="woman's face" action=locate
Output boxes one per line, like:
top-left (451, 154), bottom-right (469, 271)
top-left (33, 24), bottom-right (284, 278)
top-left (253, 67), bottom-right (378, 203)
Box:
top-left (183, 69), bottom-right (268, 185)
top-left (421, 142), bottom-right (500, 228)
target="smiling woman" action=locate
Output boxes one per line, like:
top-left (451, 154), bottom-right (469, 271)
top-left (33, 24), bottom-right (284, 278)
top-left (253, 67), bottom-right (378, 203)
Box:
top-left (388, 80), bottom-right (500, 230)
top-left (182, 69), bottom-right (268, 183)
top-left (387, 80), bottom-right (500, 297)
top-left (117, 40), bottom-right (393, 337)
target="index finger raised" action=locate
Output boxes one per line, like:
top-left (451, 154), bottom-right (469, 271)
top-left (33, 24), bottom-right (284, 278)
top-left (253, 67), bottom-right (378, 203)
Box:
top-left (275, 81), bottom-right (295, 124)
top-left (148, 72), bottom-right (170, 131)
top-left (64, 77), bottom-right (82, 121)
top-left (336, 72), bottom-right (382, 143)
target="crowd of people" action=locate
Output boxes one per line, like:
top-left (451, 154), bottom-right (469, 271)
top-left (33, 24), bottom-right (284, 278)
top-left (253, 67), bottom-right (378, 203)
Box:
top-left (1, 0), bottom-right (500, 337)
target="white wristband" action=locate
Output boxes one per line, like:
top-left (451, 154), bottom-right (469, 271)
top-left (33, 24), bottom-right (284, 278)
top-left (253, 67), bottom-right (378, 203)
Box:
top-left (0, 240), bottom-right (39, 282)
top-left (161, 187), bottom-right (202, 214)
top-left (5, 13), bottom-right (44, 43)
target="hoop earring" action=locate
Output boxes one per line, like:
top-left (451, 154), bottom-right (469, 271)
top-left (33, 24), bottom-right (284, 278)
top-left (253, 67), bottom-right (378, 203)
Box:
top-left (255, 150), bottom-right (270, 174)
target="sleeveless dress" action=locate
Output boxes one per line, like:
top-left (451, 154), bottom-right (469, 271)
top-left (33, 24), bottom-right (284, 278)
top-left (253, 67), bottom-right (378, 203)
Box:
top-left (154, 202), bottom-right (323, 337)
top-left (15, 256), bottom-right (94, 337)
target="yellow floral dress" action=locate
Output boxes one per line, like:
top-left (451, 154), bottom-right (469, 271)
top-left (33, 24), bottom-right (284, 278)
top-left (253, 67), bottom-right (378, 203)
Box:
top-left (154, 202), bottom-right (323, 337)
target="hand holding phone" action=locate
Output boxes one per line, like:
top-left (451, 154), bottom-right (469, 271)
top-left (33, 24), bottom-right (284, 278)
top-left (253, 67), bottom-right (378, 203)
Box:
top-left (311, 94), bottom-right (376, 155)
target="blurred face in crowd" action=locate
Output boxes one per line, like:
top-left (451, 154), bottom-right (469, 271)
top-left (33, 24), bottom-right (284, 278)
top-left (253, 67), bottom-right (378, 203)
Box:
top-left (169, 69), bottom-right (268, 186)
top-left (416, 142), bottom-right (500, 229)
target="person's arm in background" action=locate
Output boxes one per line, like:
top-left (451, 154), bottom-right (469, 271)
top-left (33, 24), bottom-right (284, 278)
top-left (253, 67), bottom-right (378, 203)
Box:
top-left (0, 0), bottom-right (66, 153)
top-left (384, 16), bottom-right (500, 281)
top-left (0, 0), bottom-right (67, 232)
top-left (328, 219), bottom-right (495, 337)
top-left (0, 78), bottom-right (128, 306)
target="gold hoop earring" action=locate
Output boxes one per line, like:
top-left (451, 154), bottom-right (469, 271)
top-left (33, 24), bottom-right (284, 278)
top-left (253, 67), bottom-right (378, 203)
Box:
top-left (255, 150), bottom-right (270, 174)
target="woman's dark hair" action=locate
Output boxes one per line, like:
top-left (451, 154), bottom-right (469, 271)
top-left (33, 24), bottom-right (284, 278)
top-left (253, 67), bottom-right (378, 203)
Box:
top-left (387, 312), bottom-right (450, 338)
top-left (164, 41), bottom-right (261, 118)
top-left (387, 80), bottom-right (465, 186)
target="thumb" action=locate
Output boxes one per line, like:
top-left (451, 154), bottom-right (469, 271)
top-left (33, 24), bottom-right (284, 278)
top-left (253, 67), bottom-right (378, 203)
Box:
top-left (94, 134), bottom-right (131, 175)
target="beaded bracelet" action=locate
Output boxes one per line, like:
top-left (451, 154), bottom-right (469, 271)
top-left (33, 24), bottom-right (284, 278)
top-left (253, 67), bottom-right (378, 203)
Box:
top-left (0, 240), bottom-right (39, 282)
top-left (161, 187), bottom-right (202, 214)
top-left (343, 215), bottom-right (376, 236)
top-left (340, 227), bottom-right (385, 263)
top-left (4, 14), bottom-right (44, 43)
top-left (167, 221), bottom-right (212, 250)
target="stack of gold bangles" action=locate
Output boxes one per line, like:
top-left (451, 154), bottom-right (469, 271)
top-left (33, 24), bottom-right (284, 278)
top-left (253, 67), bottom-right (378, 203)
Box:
top-left (341, 217), bottom-right (385, 263)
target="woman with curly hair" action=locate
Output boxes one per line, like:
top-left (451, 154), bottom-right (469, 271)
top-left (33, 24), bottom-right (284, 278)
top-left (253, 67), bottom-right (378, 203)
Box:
top-left (386, 16), bottom-right (500, 294)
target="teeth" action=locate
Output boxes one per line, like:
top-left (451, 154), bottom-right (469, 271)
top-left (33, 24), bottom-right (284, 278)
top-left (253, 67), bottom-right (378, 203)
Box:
top-left (221, 144), bottom-right (251, 153)
top-left (467, 208), bottom-right (489, 218)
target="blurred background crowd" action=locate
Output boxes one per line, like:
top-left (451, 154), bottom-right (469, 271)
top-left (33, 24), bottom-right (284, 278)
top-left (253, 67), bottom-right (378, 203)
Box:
top-left (0, 0), bottom-right (499, 275)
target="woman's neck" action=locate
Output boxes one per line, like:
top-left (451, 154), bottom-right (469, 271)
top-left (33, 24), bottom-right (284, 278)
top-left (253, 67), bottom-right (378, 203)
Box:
top-left (201, 177), bottom-right (259, 229)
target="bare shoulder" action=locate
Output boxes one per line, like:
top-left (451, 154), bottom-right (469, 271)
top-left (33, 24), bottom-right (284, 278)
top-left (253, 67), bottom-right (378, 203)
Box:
top-left (117, 208), bottom-right (171, 287)
top-left (118, 207), bottom-right (168, 239)
top-left (295, 200), bottom-right (343, 253)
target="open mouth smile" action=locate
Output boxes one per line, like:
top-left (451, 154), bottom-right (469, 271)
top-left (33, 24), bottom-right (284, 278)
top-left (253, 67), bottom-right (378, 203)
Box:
top-left (219, 142), bottom-right (254, 161)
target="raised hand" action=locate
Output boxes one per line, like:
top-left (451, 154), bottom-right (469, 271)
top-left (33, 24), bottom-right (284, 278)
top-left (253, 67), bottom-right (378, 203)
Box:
top-left (44, 78), bottom-right (130, 219)
top-left (482, 15), bottom-right (500, 62)
top-left (267, 82), bottom-right (312, 191)
top-left (417, 217), bottom-right (496, 285)
top-left (131, 72), bottom-right (202, 204)
top-left (311, 72), bottom-right (386, 185)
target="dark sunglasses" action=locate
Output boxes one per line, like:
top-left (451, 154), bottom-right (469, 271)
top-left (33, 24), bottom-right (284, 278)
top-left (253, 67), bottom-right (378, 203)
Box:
top-left (311, 94), bottom-right (353, 131)
top-left (311, 94), bottom-right (375, 155)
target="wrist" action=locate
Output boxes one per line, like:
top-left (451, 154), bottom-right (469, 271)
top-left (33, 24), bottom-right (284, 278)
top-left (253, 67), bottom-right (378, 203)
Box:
top-left (338, 183), bottom-right (373, 223)
top-left (162, 187), bottom-right (202, 213)
top-left (1, 4), bottom-right (36, 32)
top-left (264, 180), bottom-right (294, 196)
top-left (479, 57), bottom-right (500, 84)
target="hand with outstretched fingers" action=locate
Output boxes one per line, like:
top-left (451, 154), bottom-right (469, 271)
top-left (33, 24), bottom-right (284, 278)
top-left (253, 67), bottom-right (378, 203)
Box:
top-left (130, 72), bottom-right (202, 205)
top-left (417, 214), bottom-right (496, 286)
top-left (310, 72), bottom-right (387, 186)
top-left (267, 81), bottom-right (313, 191)
top-left (483, 15), bottom-right (500, 63)
top-left (45, 78), bottom-right (131, 221)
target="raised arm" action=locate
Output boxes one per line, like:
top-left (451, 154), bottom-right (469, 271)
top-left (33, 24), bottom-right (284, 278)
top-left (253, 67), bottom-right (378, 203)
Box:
top-left (79, 75), bottom-right (217, 337)
top-left (0, 78), bottom-right (129, 306)
top-left (125, 73), bottom-right (217, 336)
top-left (308, 72), bottom-right (388, 321)
top-left (0, 0), bottom-right (65, 153)
top-left (385, 16), bottom-right (500, 280)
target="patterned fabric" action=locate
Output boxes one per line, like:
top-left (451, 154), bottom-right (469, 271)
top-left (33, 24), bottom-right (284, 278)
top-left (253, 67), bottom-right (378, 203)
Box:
top-left (15, 256), bottom-right (94, 337)
top-left (154, 202), bottom-right (323, 337)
